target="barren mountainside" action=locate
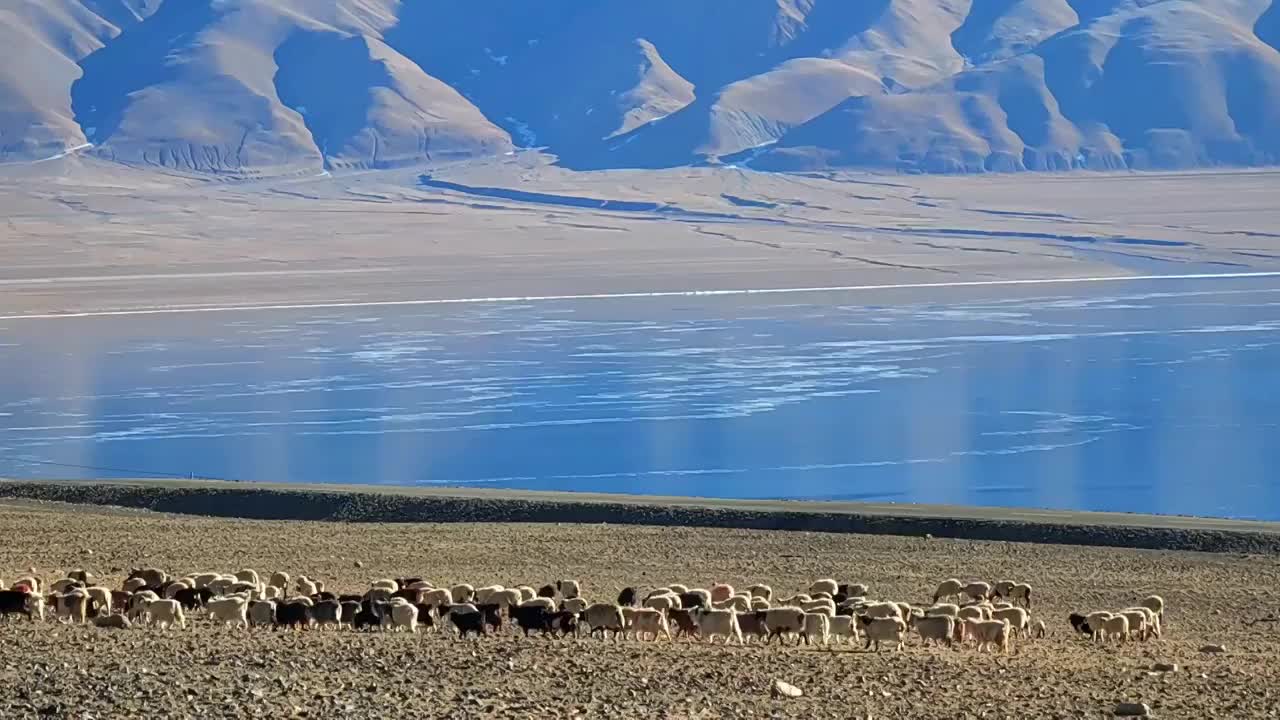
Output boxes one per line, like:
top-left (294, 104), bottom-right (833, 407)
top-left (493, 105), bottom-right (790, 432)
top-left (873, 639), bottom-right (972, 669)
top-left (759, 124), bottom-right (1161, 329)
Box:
top-left (2, 0), bottom-right (1279, 175)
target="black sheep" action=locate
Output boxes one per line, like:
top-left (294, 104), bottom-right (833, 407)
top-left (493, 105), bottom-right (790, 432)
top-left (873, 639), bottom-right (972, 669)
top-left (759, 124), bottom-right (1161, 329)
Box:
top-left (512, 605), bottom-right (553, 636)
top-left (678, 592), bottom-right (706, 610)
top-left (616, 587), bottom-right (637, 607)
top-left (174, 587), bottom-right (212, 611)
top-left (668, 609), bottom-right (700, 639)
top-left (449, 609), bottom-right (486, 638)
top-left (537, 584), bottom-right (557, 599)
top-left (275, 602), bottom-right (313, 630)
top-left (1068, 612), bottom-right (1090, 635)
top-left (0, 590), bottom-right (32, 619)
top-left (477, 603), bottom-right (504, 632)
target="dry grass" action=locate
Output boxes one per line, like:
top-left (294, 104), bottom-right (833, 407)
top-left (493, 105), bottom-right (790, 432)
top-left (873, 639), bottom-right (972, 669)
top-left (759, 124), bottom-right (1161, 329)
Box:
top-left (2, 502), bottom-right (1279, 718)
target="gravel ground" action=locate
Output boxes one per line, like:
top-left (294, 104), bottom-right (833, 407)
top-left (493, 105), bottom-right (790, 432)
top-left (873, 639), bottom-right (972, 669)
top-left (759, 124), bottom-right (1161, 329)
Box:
top-left (2, 501), bottom-right (1279, 719)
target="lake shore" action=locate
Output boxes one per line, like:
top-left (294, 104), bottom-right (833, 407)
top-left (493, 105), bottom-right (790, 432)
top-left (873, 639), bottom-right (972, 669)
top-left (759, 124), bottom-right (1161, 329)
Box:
top-left (3, 478), bottom-right (1279, 554)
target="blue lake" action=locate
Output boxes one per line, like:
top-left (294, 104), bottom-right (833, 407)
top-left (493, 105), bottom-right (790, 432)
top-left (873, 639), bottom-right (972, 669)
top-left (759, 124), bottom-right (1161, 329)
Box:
top-left (1, 276), bottom-right (1278, 519)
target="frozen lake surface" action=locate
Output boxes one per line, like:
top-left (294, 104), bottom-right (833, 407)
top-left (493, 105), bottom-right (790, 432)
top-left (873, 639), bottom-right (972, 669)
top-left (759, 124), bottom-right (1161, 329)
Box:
top-left (1, 276), bottom-right (1277, 519)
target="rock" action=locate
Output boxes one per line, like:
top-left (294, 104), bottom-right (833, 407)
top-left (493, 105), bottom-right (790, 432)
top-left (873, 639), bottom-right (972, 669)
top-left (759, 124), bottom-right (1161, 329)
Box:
top-left (1200, 644), bottom-right (1227, 654)
top-left (1115, 702), bottom-right (1152, 716)
top-left (1153, 662), bottom-right (1179, 672)
top-left (770, 680), bottom-right (802, 699)
top-left (354, 560), bottom-right (364, 568)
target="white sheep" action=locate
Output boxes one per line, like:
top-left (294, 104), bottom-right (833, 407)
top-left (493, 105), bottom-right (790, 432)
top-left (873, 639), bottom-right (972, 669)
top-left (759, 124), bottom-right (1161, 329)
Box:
top-left (914, 615), bottom-right (958, 647)
top-left (827, 615), bottom-right (858, 645)
top-left (629, 607), bottom-right (671, 641)
top-left (518, 597), bottom-right (556, 612)
top-left (746, 584), bottom-right (773, 601)
top-left (957, 605), bottom-right (990, 623)
top-left (234, 569), bottom-right (260, 587)
top-left (858, 602), bottom-right (904, 621)
top-left (963, 618), bottom-right (1010, 652)
top-left (421, 588), bottom-right (452, 607)
top-left (50, 579), bottom-right (81, 594)
top-left (122, 578), bottom-right (148, 593)
top-left (1095, 614), bottom-right (1130, 642)
top-left (294, 576), bottom-right (318, 597)
top-left (779, 593), bottom-right (811, 607)
top-left (1032, 618), bottom-right (1047, 639)
top-left (644, 593), bottom-right (681, 613)
top-left (207, 596), bottom-right (249, 628)
top-left (92, 614), bottom-right (131, 629)
top-left (992, 580), bottom-right (1016, 599)
top-left (859, 616), bottom-right (907, 652)
top-left (762, 607), bottom-right (806, 645)
top-left (693, 608), bottom-right (742, 645)
top-left (808, 579), bottom-right (838, 596)
top-left (84, 586), bottom-right (112, 617)
top-left (126, 591), bottom-right (159, 621)
top-left (800, 598), bottom-right (836, 617)
top-left (370, 579), bottom-right (400, 593)
top-left (583, 603), bottom-right (626, 640)
top-left (188, 573), bottom-right (217, 590)
top-left (1140, 595), bottom-right (1165, 619)
top-left (262, 585), bottom-right (283, 601)
top-left (208, 578), bottom-right (237, 596)
top-left (515, 586), bottom-right (536, 602)
top-left (713, 595), bottom-right (751, 613)
top-left (1124, 606), bottom-right (1160, 638)
top-left (666, 583), bottom-right (689, 595)
top-left (809, 592), bottom-right (832, 601)
top-left (449, 584), bottom-right (475, 603)
top-left (933, 578), bottom-right (964, 603)
top-left (407, 580), bottom-right (434, 591)
top-left (1007, 583), bottom-right (1033, 608)
top-left (1084, 611), bottom-right (1115, 641)
top-left (389, 601), bottom-right (419, 633)
top-left (556, 580), bottom-right (581, 600)
top-left (474, 585), bottom-right (504, 604)
top-left (25, 592), bottom-right (45, 622)
top-left (561, 597), bottom-right (589, 614)
top-left (491, 588), bottom-right (522, 610)
top-left (145, 599), bottom-right (186, 629)
top-left (925, 603), bottom-right (960, 618)
top-left (990, 607), bottom-right (1030, 637)
top-left (54, 591), bottom-right (89, 624)
top-left (268, 572), bottom-right (289, 590)
top-left (962, 581), bottom-right (993, 602)
top-left (801, 612), bottom-right (829, 646)
top-left (750, 597), bottom-right (771, 611)
top-left (1119, 609), bottom-right (1150, 641)
top-left (162, 581), bottom-right (191, 600)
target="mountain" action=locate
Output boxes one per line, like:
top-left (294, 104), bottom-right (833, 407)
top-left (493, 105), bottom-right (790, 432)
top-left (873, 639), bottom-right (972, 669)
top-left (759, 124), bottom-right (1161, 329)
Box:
top-left (2, 0), bottom-right (1279, 175)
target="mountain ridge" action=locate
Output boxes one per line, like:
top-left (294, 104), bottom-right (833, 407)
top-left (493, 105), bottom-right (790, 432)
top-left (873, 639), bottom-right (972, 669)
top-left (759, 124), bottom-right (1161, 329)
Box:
top-left (3, 0), bottom-right (1279, 176)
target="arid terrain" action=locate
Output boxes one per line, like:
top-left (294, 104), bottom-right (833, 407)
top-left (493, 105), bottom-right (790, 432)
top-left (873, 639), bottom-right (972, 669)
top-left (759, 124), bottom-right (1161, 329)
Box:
top-left (1, 497), bottom-right (1278, 719)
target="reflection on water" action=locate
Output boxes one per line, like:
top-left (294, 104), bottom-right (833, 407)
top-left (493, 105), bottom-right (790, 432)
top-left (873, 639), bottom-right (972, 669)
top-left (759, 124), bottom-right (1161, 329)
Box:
top-left (1, 278), bottom-right (1278, 519)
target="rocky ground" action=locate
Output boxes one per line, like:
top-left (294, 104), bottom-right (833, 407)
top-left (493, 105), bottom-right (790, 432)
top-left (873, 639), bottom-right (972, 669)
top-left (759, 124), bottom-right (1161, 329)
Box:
top-left (1, 500), bottom-right (1278, 719)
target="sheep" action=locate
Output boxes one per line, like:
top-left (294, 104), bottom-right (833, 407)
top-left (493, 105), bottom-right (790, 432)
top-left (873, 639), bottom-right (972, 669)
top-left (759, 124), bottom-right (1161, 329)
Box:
top-left (733, 610), bottom-right (766, 643)
top-left (474, 585), bottom-right (504, 604)
top-left (666, 583), bottom-right (689, 595)
top-left (450, 584), bottom-right (475, 603)
top-left (962, 581), bottom-right (993, 602)
top-left (747, 584), bottom-right (773, 601)
top-left (713, 595), bottom-right (751, 613)
top-left (126, 592), bottom-right (159, 622)
top-left (365, 588), bottom-right (394, 605)
top-left (128, 568), bottom-right (167, 591)
top-left (1119, 609), bottom-right (1150, 641)
top-left (709, 584), bottom-right (735, 604)
top-left (267, 572), bottom-right (289, 591)
top-left (516, 586), bottom-right (536, 603)
top-left (779, 593), bottom-right (811, 607)
top-left (1068, 612), bottom-right (1091, 636)
top-left (0, 590), bottom-right (36, 620)
top-left (801, 598), bottom-right (836, 617)
top-left (561, 597), bottom-right (589, 614)
top-left (992, 581), bottom-right (1016, 599)
top-left (810, 592), bottom-right (832, 601)
top-left (54, 591), bottom-right (89, 624)
top-left (582, 603), bottom-right (626, 640)
top-left (1095, 614), bottom-right (1130, 642)
top-left (808, 579), bottom-right (838, 596)
top-left (1124, 606), bottom-right (1161, 638)
top-left (914, 615), bottom-right (958, 647)
top-left (556, 580), bottom-right (581, 600)
top-left (234, 570), bottom-right (260, 587)
top-left (644, 594), bottom-right (681, 613)
top-left (249, 600), bottom-right (277, 626)
top-left (858, 616), bottom-right (907, 652)
top-left (491, 588), bottom-right (522, 610)
top-left (420, 588), bottom-right (452, 607)
top-left (682, 589), bottom-right (711, 609)
top-left (308, 599), bottom-right (341, 629)
top-left (389, 602), bottom-right (419, 634)
top-left (963, 618), bottom-right (1011, 652)
top-left (801, 612), bottom-right (829, 646)
top-left (518, 597), bottom-right (556, 612)
top-left (227, 582), bottom-right (258, 597)
top-left (616, 587), bottom-right (637, 607)
top-left (406, 580), bottom-right (434, 591)
top-left (1007, 583), bottom-right (1033, 608)
top-left (859, 602), bottom-right (904, 621)
top-left (162, 581), bottom-right (191, 600)
top-left (750, 597), bottom-right (771, 611)
top-left (83, 586), bottom-right (111, 617)
top-left (276, 601), bottom-right (313, 630)
top-left (933, 579), bottom-right (964, 603)
top-left (828, 615), bottom-right (858, 645)
top-left (1084, 611), bottom-right (1115, 641)
top-left (926, 603), bottom-right (960, 618)
top-left (957, 606), bottom-right (990, 623)
top-left (145, 599), bottom-right (185, 629)
top-left (838, 583), bottom-right (869, 598)
top-left (50, 579), bottom-right (82, 594)
top-left (537, 584), bottom-right (556, 599)
top-left (693, 608), bottom-right (742, 645)
top-left (629, 608), bottom-right (671, 641)
top-left (762, 607), bottom-right (806, 645)
top-left (294, 577), bottom-right (319, 598)
top-left (991, 607), bottom-right (1030, 637)
top-left (669, 608), bottom-right (701, 640)
top-left (512, 605), bottom-right (557, 637)
top-left (93, 614), bottom-right (131, 630)
top-left (207, 596), bottom-right (250, 629)
top-left (1140, 595), bottom-right (1165, 619)
top-left (121, 578), bottom-right (148, 593)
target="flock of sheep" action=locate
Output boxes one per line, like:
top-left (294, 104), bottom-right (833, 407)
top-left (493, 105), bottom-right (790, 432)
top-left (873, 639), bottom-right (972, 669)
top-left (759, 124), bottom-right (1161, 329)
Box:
top-left (0, 569), bottom-right (1167, 653)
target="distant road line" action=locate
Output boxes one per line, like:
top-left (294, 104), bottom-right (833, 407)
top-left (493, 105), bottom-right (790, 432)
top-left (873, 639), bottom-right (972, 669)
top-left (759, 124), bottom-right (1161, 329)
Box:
top-left (1, 270), bottom-right (1278, 321)
top-left (0, 267), bottom-right (406, 286)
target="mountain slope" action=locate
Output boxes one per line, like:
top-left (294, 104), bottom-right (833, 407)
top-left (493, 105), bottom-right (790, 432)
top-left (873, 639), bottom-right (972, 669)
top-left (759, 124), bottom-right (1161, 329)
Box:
top-left (2, 0), bottom-right (1280, 175)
